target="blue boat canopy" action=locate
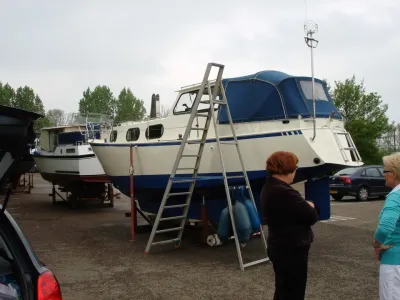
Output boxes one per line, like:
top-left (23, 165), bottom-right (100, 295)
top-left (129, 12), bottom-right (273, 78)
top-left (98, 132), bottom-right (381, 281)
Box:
top-left (218, 70), bottom-right (342, 124)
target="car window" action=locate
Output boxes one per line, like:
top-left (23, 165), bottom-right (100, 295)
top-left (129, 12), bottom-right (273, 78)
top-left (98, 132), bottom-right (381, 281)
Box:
top-left (379, 167), bottom-right (384, 175)
top-left (366, 168), bottom-right (381, 177)
top-left (334, 168), bottom-right (358, 176)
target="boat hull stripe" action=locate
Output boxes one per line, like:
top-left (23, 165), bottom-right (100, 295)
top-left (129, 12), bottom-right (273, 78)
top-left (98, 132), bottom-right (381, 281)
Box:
top-left (92, 130), bottom-right (303, 147)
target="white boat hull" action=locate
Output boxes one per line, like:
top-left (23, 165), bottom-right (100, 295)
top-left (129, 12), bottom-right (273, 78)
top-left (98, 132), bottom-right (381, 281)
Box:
top-left (90, 119), bottom-right (362, 222)
top-left (33, 144), bottom-right (108, 186)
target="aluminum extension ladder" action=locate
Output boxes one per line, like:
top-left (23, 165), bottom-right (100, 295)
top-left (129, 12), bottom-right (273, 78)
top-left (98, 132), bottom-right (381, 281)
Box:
top-left (144, 62), bottom-right (269, 271)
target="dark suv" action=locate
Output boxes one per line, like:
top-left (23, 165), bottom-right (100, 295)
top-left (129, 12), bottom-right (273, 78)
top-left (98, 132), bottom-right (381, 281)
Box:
top-left (0, 105), bottom-right (63, 299)
top-left (329, 165), bottom-right (391, 201)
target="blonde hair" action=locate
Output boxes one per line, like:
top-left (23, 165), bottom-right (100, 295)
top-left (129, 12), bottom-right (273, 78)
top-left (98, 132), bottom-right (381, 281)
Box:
top-left (383, 152), bottom-right (400, 179)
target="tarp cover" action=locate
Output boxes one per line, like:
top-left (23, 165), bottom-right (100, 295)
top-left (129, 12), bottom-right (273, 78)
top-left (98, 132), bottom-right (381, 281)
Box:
top-left (218, 70), bottom-right (342, 123)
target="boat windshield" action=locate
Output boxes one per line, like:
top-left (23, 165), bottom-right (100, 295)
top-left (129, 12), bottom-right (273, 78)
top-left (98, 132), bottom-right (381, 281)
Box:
top-left (173, 88), bottom-right (221, 115)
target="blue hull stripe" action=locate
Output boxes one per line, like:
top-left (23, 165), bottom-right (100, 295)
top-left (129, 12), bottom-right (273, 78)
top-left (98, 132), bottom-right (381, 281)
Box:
top-left (92, 130), bottom-right (303, 148)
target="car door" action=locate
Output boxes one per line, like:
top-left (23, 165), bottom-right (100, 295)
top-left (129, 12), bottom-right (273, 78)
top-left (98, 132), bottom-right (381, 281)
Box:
top-left (365, 167), bottom-right (384, 195)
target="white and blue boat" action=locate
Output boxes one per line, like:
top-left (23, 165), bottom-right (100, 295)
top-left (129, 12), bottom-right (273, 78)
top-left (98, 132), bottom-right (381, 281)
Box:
top-left (32, 113), bottom-right (113, 191)
top-left (90, 70), bottom-right (363, 222)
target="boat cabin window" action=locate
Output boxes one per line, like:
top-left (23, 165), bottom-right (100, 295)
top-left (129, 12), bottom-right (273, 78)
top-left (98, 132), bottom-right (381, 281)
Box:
top-left (173, 89), bottom-right (220, 115)
top-left (126, 128), bottom-right (140, 142)
top-left (48, 131), bottom-right (59, 152)
top-left (66, 148), bottom-right (75, 154)
top-left (299, 80), bottom-right (328, 101)
top-left (110, 130), bottom-right (118, 142)
top-left (145, 124), bottom-right (164, 139)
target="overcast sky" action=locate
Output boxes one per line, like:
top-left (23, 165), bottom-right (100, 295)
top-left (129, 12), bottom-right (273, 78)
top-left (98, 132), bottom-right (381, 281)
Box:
top-left (0, 0), bottom-right (399, 122)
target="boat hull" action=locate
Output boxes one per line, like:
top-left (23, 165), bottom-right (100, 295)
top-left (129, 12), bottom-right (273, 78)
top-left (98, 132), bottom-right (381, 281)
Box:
top-left (91, 123), bottom-right (362, 222)
top-left (33, 154), bottom-right (108, 187)
top-left (109, 162), bottom-right (341, 222)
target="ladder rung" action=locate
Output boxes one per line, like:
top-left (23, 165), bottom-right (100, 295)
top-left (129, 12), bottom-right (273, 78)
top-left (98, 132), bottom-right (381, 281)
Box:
top-left (151, 238), bottom-right (181, 246)
top-left (164, 204), bottom-right (189, 209)
top-left (185, 141), bottom-right (203, 144)
top-left (156, 227), bottom-right (184, 234)
top-left (200, 100), bottom-right (226, 105)
top-left (173, 176), bottom-right (224, 181)
top-left (181, 155), bottom-right (200, 157)
top-left (214, 100), bottom-right (226, 105)
top-left (220, 141), bottom-right (237, 145)
top-left (160, 215), bottom-right (186, 221)
top-left (191, 128), bottom-right (207, 130)
top-left (227, 175), bottom-right (245, 179)
top-left (242, 258), bottom-right (270, 268)
top-left (196, 113), bottom-right (209, 117)
top-left (342, 147), bottom-right (355, 150)
top-left (168, 192), bottom-right (191, 196)
top-left (171, 178), bottom-right (196, 183)
top-left (176, 167), bottom-right (196, 170)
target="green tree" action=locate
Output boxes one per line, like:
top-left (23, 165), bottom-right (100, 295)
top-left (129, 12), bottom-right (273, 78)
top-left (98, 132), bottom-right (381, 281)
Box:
top-left (12, 86), bottom-right (44, 112)
top-left (330, 75), bottom-right (393, 164)
top-left (11, 86), bottom-right (51, 131)
top-left (114, 88), bottom-right (147, 122)
top-left (46, 108), bottom-right (66, 126)
top-left (78, 86), bottom-right (116, 119)
top-left (378, 124), bottom-right (400, 155)
top-left (0, 82), bottom-right (15, 106)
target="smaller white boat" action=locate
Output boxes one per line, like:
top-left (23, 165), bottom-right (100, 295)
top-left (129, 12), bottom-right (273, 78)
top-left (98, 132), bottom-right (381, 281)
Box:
top-left (32, 113), bottom-right (113, 194)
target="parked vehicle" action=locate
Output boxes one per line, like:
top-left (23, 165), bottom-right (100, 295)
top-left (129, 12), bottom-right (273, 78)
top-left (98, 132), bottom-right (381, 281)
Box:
top-left (329, 165), bottom-right (391, 201)
top-left (0, 105), bottom-right (63, 299)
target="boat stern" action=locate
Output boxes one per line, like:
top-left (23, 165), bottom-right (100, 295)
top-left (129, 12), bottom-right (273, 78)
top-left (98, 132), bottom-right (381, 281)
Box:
top-left (300, 120), bottom-right (364, 171)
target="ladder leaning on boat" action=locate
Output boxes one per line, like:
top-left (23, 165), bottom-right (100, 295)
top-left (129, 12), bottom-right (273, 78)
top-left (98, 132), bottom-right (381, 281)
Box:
top-left (143, 62), bottom-right (270, 271)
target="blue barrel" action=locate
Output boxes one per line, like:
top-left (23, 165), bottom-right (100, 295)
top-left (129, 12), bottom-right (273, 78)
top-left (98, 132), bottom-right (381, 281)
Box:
top-left (217, 207), bottom-right (232, 241)
top-left (243, 199), bottom-right (261, 231)
top-left (233, 201), bottom-right (252, 243)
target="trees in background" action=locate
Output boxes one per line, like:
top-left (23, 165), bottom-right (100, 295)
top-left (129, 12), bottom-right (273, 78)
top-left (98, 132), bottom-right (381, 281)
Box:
top-left (78, 86), bottom-right (116, 120)
top-left (0, 81), bottom-right (150, 132)
top-left (0, 82), bottom-right (51, 131)
top-left (78, 86), bottom-right (147, 122)
top-left (114, 88), bottom-right (146, 122)
top-left (327, 75), bottom-right (394, 164)
top-left (46, 109), bottom-right (66, 126)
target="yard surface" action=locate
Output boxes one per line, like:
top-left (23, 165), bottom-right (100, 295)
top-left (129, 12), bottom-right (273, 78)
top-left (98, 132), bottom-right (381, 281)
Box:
top-left (8, 174), bottom-right (383, 300)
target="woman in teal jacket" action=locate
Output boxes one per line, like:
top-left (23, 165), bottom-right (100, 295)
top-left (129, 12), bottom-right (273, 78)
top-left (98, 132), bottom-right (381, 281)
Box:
top-left (374, 152), bottom-right (400, 300)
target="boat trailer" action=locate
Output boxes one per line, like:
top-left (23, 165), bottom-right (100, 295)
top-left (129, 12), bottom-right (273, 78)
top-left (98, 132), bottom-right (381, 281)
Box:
top-left (50, 179), bottom-right (119, 209)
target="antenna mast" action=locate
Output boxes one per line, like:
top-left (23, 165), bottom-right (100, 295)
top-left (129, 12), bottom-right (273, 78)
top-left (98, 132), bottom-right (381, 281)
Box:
top-left (304, 20), bottom-right (319, 141)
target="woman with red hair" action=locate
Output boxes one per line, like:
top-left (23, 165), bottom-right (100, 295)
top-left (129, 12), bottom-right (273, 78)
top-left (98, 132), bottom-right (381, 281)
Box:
top-left (260, 151), bottom-right (319, 300)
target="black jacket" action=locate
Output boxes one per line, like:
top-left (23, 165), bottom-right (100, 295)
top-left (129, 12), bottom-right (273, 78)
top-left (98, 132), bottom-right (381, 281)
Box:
top-left (260, 177), bottom-right (320, 248)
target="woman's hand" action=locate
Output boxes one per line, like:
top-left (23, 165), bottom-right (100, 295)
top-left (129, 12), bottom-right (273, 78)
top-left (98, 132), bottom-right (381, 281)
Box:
top-left (373, 240), bottom-right (394, 261)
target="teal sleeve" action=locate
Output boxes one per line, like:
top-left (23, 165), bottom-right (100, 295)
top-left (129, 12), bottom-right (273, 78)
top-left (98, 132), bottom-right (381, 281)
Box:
top-left (374, 193), bottom-right (400, 243)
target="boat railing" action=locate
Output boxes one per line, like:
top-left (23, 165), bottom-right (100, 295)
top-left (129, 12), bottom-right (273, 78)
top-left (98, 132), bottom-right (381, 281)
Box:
top-left (63, 112), bottom-right (114, 142)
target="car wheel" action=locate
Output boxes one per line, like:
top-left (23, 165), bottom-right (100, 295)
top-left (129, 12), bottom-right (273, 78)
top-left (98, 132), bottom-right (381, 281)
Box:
top-left (356, 186), bottom-right (369, 201)
top-left (332, 194), bottom-right (343, 201)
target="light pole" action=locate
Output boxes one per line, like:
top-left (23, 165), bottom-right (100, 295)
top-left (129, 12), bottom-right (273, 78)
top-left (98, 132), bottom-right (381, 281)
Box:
top-left (304, 20), bottom-right (319, 141)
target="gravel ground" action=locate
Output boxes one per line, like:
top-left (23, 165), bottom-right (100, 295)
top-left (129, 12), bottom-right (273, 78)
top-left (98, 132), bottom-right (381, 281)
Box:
top-left (8, 174), bottom-right (383, 300)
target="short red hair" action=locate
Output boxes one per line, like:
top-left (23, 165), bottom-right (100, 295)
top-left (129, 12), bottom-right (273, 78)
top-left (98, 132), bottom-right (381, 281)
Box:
top-left (266, 151), bottom-right (299, 175)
